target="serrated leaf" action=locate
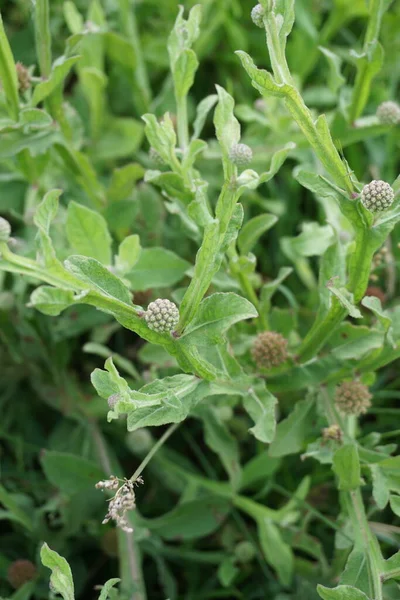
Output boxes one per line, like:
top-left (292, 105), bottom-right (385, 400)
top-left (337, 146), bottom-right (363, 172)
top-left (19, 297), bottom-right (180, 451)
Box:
top-left (333, 444), bottom-right (361, 491)
top-left (66, 202), bottom-right (112, 265)
top-left (180, 293), bottom-right (257, 347)
top-left (40, 544), bottom-right (75, 600)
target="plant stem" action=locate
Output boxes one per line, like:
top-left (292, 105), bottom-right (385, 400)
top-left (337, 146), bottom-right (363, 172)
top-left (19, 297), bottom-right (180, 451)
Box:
top-left (130, 422), bottom-right (179, 482)
top-left (34, 0), bottom-right (52, 78)
top-left (177, 95), bottom-right (189, 152)
top-left (297, 299), bottom-right (346, 362)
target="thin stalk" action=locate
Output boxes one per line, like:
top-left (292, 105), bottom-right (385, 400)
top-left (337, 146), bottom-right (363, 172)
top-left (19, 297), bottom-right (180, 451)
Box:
top-left (90, 422), bottom-right (146, 600)
top-left (297, 300), bottom-right (346, 362)
top-left (177, 95), bottom-right (189, 152)
top-left (130, 423), bottom-right (179, 483)
top-left (34, 0), bottom-right (52, 78)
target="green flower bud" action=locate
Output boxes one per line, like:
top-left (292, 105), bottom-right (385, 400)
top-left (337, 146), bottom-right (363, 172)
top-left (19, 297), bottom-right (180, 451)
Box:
top-left (144, 298), bottom-right (179, 333)
top-left (251, 4), bottom-right (264, 28)
top-left (376, 101), bottom-right (400, 126)
top-left (234, 541), bottom-right (256, 564)
top-left (361, 180), bottom-right (394, 213)
top-left (8, 560), bottom-right (36, 590)
top-left (229, 143), bottom-right (253, 166)
top-left (334, 381), bottom-right (372, 416)
top-left (0, 217), bottom-right (11, 242)
top-left (252, 331), bottom-right (288, 369)
top-left (149, 147), bottom-right (166, 166)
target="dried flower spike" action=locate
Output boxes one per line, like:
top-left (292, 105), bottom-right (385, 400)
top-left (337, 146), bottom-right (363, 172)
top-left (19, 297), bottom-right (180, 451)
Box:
top-left (97, 476), bottom-right (144, 533)
top-left (252, 331), bottom-right (288, 369)
top-left (8, 560), bottom-right (36, 589)
top-left (361, 180), bottom-right (394, 213)
top-left (251, 4), bottom-right (264, 28)
top-left (376, 101), bottom-right (400, 126)
top-left (16, 62), bottom-right (31, 93)
top-left (335, 381), bottom-right (372, 416)
top-left (145, 298), bottom-right (179, 333)
top-left (229, 143), bottom-right (253, 166)
top-left (0, 217), bottom-right (11, 242)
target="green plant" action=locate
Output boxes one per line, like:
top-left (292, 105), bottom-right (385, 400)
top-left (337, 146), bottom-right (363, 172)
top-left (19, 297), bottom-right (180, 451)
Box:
top-left (1, 1), bottom-right (400, 599)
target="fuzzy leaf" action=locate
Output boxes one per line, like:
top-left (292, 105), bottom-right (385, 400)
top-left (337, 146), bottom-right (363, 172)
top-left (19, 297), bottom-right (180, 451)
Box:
top-left (242, 382), bottom-right (277, 443)
top-left (66, 202), bottom-right (112, 265)
top-left (64, 256), bottom-right (132, 304)
top-left (238, 214), bottom-right (278, 255)
top-left (40, 544), bottom-right (75, 600)
top-left (41, 451), bottom-right (105, 495)
top-left (269, 397), bottom-right (315, 457)
top-left (127, 247), bottom-right (190, 291)
top-left (32, 56), bottom-right (80, 105)
top-left (317, 585), bottom-right (370, 600)
top-left (115, 235), bottom-right (141, 275)
top-left (333, 444), bottom-right (361, 491)
top-left (29, 286), bottom-right (78, 316)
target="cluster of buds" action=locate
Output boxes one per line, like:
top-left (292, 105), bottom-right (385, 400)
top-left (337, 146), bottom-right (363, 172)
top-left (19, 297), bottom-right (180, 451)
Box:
top-left (144, 298), bottom-right (180, 333)
top-left (229, 143), bottom-right (253, 166)
top-left (96, 476), bottom-right (143, 533)
top-left (361, 180), bottom-right (395, 213)
top-left (252, 331), bottom-right (288, 369)
top-left (376, 101), bottom-right (400, 126)
top-left (8, 559), bottom-right (36, 589)
top-left (334, 381), bottom-right (372, 416)
top-left (322, 424), bottom-right (343, 442)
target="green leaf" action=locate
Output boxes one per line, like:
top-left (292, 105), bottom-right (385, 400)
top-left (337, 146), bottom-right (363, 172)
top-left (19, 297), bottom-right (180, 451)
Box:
top-left (340, 549), bottom-right (371, 596)
top-left (389, 495), bottom-right (400, 517)
top-left (63, 1), bottom-right (84, 34)
top-left (64, 256), bottom-right (132, 303)
top-left (317, 584), bottom-right (370, 600)
top-left (34, 0), bottom-right (52, 77)
top-left (108, 163), bottom-right (145, 202)
top-left (0, 485), bottom-right (33, 531)
top-left (167, 5), bottom-right (202, 68)
top-left (0, 12), bottom-right (19, 119)
top-left (40, 544), bottom-right (75, 600)
top-left (142, 495), bottom-right (230, 541)
top-left (214, 85), bottom-right (240, 170)
top-left (19, 108), bottom-right (53, 129)
top-left (327, 279), bottom-right (362, 319)
top-left (34, 189), bottom-right (61, 233)
top-left (92, 117), bottom-right (143, 162)
top-left (98, 579), bottom-right (121, 600)
top-left (269, 397), bottom-right (315, 457)
top-left (260, 267), bottom-right (293, 316)
top-left (258, 518), bottom-right (293, 587)
top-left (180, 293), bottom-right (257, 347)
top-left (281, 222), bottom-right (335, 258)
top-left (319, 46), bottom-right (345, 93)
top-left (127, 247), bottom-right (190, 291)
top-left (32, 56), bottom-right (80, 105)
top-left (142, 113), bottom-right (177, 167)
top-left (192, 94), bottom-right (218, 140)
top-left (196, 405), bottom-right (241, 487)
top-left (333, 444), bottom-right (361, 491)
top-left (235, 51), bottom-right (288, 97)
top-left (40, 451), bottom-right (105, 495)
top-left (238, 214), bottom-right (278, 255)
top-left (66, 202), bottom-right (112, 265)
top-left (29, 286), bottom-right (77, 316)
top-left (104, 32), bottom-right (136, 70)
top-left (218, 557), bottom-right (239, 587)
top-left (242, 382), bottom-right (277, 443)
top-left (173, 48), bottom-right (199, 99)
top-left (361, 296), bottom-right (395, 347)
top-left (115, 235), bottom-right (141, 275)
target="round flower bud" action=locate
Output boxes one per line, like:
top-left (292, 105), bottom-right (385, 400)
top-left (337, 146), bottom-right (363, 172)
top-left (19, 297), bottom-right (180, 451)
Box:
top-left (229, 143), bottom-right (253, 166)
top-left (108, 393), bottom-right (121, 409)
top-left (252, 331), bottom-right (288, 369)
top-left (149, 147), bottom-right (166, 166)
top-left (334, 381), bottom-right (372, 416)
top-left (251, 4), bottom-right (264, 28)
top-left (16, 62), bottom-right (31, 93)
top-left (322, 424), bottom-right (342, 442)
top-left (0, 217), bottom-right (11, 242)
top-left (361, 180), bottom-right (394, 213)
top-left (8, 560), bottom-right (36, 589)
top-left (376, 101), bottom-right (400, 126)
top-left (234, 541), bottom-right (256, 564)
top-left (144, 298), bottom-right (179, 333)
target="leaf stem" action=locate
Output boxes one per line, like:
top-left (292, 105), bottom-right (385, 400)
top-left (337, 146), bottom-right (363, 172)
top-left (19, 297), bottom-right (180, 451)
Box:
top-left (130, 422), bottom-right (179, 483)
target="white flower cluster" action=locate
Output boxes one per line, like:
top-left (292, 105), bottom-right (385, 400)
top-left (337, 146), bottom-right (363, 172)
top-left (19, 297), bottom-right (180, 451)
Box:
top-left (96, 476), bottom-right (144, 533)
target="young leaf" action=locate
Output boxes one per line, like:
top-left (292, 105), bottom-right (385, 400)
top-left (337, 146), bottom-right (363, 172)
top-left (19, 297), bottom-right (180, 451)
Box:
top-left (214, 85), bottom-right (240, 172)
top-left (269, 397), bottom-right (316, 457)
top-left (64, 256), bottom-right (132, 304)
top-left (179, 293), bottom-right (257, 347)
top-left (115, 234), bottom-right (141, 275)
top-left (66, 202), bottom-right (112, 265)
top-left (32, 56), bottom-right (81, 105)
top-left (173, 48), bottom-right (199, 100)
top-left (34, 189), bottom-right (61, 233)
top-left (333, 444), bottom-right (361, 491)
top-left (40, 544), bottom-right (75, 600)
top-left (192, 94), bottom-right (218, 140)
